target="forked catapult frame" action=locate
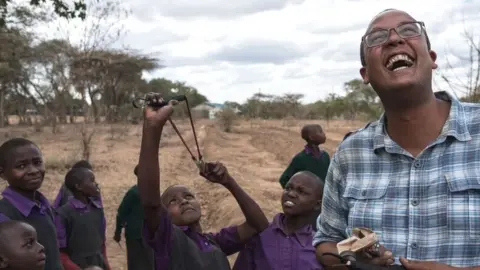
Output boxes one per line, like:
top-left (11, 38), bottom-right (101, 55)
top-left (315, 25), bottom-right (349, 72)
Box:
top-left (133, 93), bottom-right (205, 171)
top-left (321, 228), bottom-right (405, 270)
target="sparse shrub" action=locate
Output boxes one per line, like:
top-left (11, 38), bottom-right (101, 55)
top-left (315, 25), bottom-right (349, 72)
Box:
top-left (216, 108), bottom-right (237, 132)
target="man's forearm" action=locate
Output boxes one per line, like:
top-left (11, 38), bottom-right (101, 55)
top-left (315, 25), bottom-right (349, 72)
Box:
top-left (224, 178), bottom-right (269, 231)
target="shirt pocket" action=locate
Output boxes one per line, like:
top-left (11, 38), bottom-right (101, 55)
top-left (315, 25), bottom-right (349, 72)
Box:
top-left (445, 172), bottom-right (480, 239)
top-left (343, 176), bottom-right (390, 235)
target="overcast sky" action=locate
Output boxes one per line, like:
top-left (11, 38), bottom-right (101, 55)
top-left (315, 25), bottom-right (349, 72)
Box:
top-left (43, 0), bottom-right (480, 103)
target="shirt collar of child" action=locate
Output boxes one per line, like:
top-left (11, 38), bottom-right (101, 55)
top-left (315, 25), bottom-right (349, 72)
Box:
top-left (1, 186), bottom-right (50, 217)
top-left (69, 197), bottom-right (103, 209)
top-left (304, 145), bottom-right (322, 158)
top-left (270, 213), bottom-right (314, 247)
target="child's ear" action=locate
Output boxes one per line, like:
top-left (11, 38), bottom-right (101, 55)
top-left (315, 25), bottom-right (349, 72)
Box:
top-left (0, 255), bottom-right (8, 269)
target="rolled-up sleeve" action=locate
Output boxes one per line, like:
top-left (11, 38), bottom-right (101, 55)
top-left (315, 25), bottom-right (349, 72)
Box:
top-left (143, 208), bottom-right (173, 267)
top-left (54, 213), bottom-right (68, 249)
top-left (313, 154), bottom-right (349, 247)
top-left (206, 226), bottom-right (244, 256)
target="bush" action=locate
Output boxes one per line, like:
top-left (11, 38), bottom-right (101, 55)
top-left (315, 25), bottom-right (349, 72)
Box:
top-left (216, 108), bottom-right (237, 132)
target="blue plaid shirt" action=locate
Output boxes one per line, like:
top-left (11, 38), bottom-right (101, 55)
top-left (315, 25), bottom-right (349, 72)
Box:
top-left (314, 91), bottom-right (480, 267)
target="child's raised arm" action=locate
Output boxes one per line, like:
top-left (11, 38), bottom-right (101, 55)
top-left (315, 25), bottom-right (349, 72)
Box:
top-left (138, 96), bottom-right (177, 233)
top-left (200, 162), bottom-right (269, 249)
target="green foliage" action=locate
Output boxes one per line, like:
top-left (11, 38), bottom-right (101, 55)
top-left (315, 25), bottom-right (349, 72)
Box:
top-left (0, 0), bottom-right (87, 27)
top-left (236, 79), bottom-right (383, 121)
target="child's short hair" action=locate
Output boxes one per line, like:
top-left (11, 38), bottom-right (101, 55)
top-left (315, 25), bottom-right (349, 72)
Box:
top-left (72, 160), bottom-right (93, 170)
top-left (0, 220), bottom-right (27, 244)
top-left (300, 124), bottom-right (323, 141)
top-left (64, 168), bottom-right (91, 193)
top-left (0, 138), bottom-right (38, 167)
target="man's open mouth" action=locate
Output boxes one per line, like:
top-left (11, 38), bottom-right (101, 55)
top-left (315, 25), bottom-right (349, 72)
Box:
top-left (385, 53), bottom-right (415, 71)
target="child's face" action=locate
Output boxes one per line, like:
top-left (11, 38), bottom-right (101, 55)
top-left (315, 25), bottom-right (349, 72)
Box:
top-left (282, 174), bottom-right (322, 217)
top-left (77, 170), bottom-right (100, 197)
top-left (162, 185), bottom-right (202, 226)
top-left (1, 144), bottom-right (45, 192)
top-left (308, 128), bottom-right (326, 145)
top-left (0, 223), bottom-right (45, 270)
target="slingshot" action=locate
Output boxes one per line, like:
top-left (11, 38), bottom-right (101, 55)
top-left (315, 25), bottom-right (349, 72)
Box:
top-left (132, 93), bottom-right (205, 171)
top-left (320, 228), bottom-right (405, 270)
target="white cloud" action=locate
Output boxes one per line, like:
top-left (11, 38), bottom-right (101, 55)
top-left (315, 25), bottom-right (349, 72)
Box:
top-left (43, 0), bottom-right (480, 103)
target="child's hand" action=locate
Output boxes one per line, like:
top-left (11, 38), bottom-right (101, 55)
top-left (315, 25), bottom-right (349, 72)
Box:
top-left (143, 93), bottom-right (177, 128)
top-left (199, 162), bottom-right (233, 185)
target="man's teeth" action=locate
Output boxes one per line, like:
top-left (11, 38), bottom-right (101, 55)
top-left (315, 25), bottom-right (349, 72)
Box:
top-left (284, 201), bottom-right (295, 206)
top-left (386, 54), bottom-right (414, 71)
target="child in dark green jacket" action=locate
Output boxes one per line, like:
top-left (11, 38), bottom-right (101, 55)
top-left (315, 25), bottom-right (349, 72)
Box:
top-left (279, 124), bottom-right (330, 188)
top-left (114, 165), bottom-right (153, 270)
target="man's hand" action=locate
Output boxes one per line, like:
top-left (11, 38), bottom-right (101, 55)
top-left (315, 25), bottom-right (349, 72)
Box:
top-left (199, 162), bottom-right (232, 185)
top-left (358, 244), bottom-right (395, 266)
top-left (143, 93), bottom-right (177, 128)
top-left (400, 257), bottom-right (457, 270)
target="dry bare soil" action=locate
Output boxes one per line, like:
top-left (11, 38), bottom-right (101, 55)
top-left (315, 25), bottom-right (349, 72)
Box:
top-left (0, 119), bottom-right (365, 268)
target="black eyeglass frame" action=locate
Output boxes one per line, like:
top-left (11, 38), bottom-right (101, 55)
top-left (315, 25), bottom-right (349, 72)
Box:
top-left (361, 21), bottom-right (426, 48)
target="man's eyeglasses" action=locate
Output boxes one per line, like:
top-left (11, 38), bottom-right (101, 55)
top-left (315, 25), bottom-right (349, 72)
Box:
top-left (362, 21), bottom-right (425, 48)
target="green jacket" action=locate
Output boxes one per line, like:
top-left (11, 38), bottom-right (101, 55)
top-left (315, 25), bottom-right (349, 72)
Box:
top-left (279, 150), bottom-right (330, 188)
top-left (115, 185), bottom-right (144, 240)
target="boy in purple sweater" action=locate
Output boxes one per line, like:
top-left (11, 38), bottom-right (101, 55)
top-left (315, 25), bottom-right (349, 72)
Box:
top-left (137, 95), bottom-right (269, 270)
top-left (233, 171), bottom-right (324, 270)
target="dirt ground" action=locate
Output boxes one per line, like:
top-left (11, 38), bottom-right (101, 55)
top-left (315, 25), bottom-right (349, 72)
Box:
top-left (0, 118), bottom-right (366, 269)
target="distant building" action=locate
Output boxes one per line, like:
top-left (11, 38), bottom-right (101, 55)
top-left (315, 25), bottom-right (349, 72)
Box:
top-left (192, 102), bottom-right (225, 119)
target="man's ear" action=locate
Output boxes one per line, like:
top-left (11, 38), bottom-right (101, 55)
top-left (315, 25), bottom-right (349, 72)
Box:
top-left (0, 255), bottom-right (8, 269)
top-left (360, 67), bottom-right (369, 84)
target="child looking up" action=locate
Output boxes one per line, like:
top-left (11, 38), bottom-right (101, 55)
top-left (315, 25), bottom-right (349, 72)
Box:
top-left (137, 95), bottom-right (269, 270)
top-left (279, 124), bottom-right (330, 189)
top-left (233, 171), bottom-right (324, 270)
top-left (0, 138), bottom-right (63, 270)
top-left (0, 220), bottom-right (46, 270)
top-left (55, 168), bottom-right (110, 270)
top-left (52, 160), bottom-right (93, 209)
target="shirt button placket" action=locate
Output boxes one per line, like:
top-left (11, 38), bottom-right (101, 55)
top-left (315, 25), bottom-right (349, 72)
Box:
top-left (407, 159), bottom-right (422, 258)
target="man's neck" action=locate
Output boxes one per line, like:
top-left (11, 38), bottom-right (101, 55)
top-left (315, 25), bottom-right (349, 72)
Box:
top-left (384, 95), bottom-right (451, 156)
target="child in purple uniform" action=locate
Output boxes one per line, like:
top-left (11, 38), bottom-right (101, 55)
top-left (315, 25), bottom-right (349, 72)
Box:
top-left (233, 171), bottom-right (324, 270)
top-left (137, 95), bottom-right (269, 270)
top-left (0, 138), bottom-right (62, 270)
top-left (52, 160), bottom-right (93, 209)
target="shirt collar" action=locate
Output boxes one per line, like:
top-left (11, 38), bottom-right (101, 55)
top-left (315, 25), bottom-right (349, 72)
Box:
top-left (270, 213), bottom-right (313, 247)
top-left (69, 197), bottom-right (103, 209)
top-left (304, 145), bottom-right (321, 158)
top-left (1, 186), bottom-right (50, 217)
top-left (373, 91), bottom-right (471, 151)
